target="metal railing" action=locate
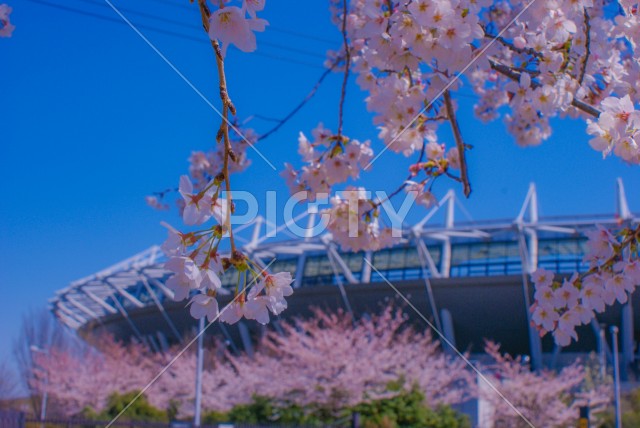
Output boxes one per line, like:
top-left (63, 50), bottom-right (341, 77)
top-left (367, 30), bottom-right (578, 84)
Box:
top-left (0, 411), bottom-right (357, 428)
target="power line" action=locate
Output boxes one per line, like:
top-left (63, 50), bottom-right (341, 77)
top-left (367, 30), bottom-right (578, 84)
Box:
top-left (146, 0), bottom-right (341, 45)
top-left (258, 58), bottom-right (341, 141)
top-left (24, 0), bottom-right (326, 69)
top-left (26, 0), bottom-right (480, 142)
top-left (73, 0), bottom-right (328, 59)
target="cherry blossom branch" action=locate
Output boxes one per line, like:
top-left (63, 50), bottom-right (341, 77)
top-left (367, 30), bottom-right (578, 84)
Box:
top-left (337, 0), bottom-right (351, 138)
top-left (584, 223), bottom-right (640, 277)
top-left (531, 222), bottom-right (640, 345)
top-left (443, 90), bottom-right (471, 197)
top-left (197, 0), bottom-right (236, 253)
top-left (482, 27), bottom-right (543, 59)
top-left (578, 8), bottom-right (591, 86)
top-left (488, 59), bottom-right (602, 117)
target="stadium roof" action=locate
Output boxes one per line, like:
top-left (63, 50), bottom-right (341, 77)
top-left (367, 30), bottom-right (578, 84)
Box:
top-left (50, 180), bottom-right (638, 332)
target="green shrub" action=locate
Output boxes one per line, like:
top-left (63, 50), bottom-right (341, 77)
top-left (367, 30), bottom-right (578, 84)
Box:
top-left (82, 387), bottom-right (470, 427)
top-left (599, 388), bottom-right (640, 428)
top-left (80, 390), bottom-right (167, 422)
top-left (203, 389), bottom-right (469, 428)
top-left (355, 388), bottom-right (470, 428)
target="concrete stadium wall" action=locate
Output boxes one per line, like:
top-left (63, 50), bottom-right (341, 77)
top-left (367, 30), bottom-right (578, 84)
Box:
top-left (80, 275), bottom-right (638, 360)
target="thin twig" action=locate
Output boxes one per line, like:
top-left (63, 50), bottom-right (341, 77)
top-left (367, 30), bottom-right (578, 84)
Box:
top-left (337, 0), bottom-right (351, 138)
top-left (258, 57), bottom-right (342, 141)
top-left (370, 141), bottom-right (428, 212)
top-left (443, 90), bottom-right (471, 197)
top-left (152, 187), bottom-right (178, 198)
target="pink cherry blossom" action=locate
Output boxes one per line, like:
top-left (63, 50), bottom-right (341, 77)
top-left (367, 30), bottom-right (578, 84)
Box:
top-left (243, 295), bottom-right (271, 324)
top-left (532, 305), bottom-right (559, 332)
top-left (208, 6), bottom-right (267, 57)
top-left (189, 293), bottom-right (219, 322)
top-left (219, 299), bottom-right (246, 324)
top-left (0, 4), bottom-right (14, 38)
top-left (531, 268), bottom-right (554, 288)
top-left (145, 195), bottom-right (169, 211)
top-left (178, 175), bottom-right (215, 226)
top-left (166, 275), bottom-right (191, 301)
top-left (553, 280), bottom-right (580, 309)
top-left (405, 181), bottom-right (437, 208)
top-left (242, 0), bottom-right (265, 19)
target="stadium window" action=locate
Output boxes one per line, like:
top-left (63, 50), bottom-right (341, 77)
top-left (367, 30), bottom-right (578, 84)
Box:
top-left (270, 258), bottom-right (298, 277)
top-left (372, 249), bottom-right (391, 271)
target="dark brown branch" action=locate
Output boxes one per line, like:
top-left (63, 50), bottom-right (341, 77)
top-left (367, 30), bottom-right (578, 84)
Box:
top-left (483, 28), bottom-right (543, 59)
top-left (578, 8), bottom-right (591, 86)
top-left (489, 59), bottom-right (601, 117)
top-left (197, 0), bottom-right (237, 253)
top-left (337, 0), bottom-right (351, 138)
top-left (443, 91), bottom-right (471, 197)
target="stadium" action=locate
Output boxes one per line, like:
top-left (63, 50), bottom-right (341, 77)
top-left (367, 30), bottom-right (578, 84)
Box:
top-left (50, 180), bottom-right (639, 377)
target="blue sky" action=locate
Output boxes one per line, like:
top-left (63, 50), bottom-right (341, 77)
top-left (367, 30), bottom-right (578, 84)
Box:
top-left (1, 0), bottom-right (639, 374)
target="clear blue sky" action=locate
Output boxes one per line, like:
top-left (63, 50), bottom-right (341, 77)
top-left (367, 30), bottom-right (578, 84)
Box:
top-left (1, 0), bottom-right (638, 372)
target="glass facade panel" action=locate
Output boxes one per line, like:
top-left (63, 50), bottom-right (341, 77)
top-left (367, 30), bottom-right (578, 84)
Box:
top-left (368, 244), bottom-right (439, 281)
top-left (538, 237), bottom-right (588, 273)
top-left (271, 258), bottom-right (298, 277)
top-left (128, 236), bottom-right (592, 295)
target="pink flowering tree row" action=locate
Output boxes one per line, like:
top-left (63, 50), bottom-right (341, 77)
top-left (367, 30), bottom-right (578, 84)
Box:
top-left (29, 309), bottom-right (472, 418)
top-left (481, 342), bottom-right (611, 427)
top-left (30, 309), bottom-right (610, 424)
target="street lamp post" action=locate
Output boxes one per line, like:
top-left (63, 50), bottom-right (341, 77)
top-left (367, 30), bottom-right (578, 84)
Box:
top-left (194, 317), bottom-right (205, 427)
top-left (30, 345), bottom-right (48, 428)
top-left (611, 326), bottom-right (622, 428)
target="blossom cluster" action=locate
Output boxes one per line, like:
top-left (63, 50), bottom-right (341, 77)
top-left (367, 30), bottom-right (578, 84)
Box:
top-left (280, 123), bottom-right (374, 201)
top-left (146, 125), bottom-right (256, 212)
top-left (327, 0), bottom-right (640, 167)
top-left (189, 126), bottom-right (257, 190)
top-left (161, 174), bottom-right (293, 326)
top-left (0, 3), bottom-right (14, 37)
top-left (207, 0), bottom-right (267, 57)
top-left (405, 142), bottom-right (460, 208)
top-left (327, 0), bottom-right (487, 157)
top-left (531, 225), bottom-right (640, 346)
top-left (323, 187), bottom-right (399, 252)
top-left (280, 124), bottom-right (460, 251)
top-left (587, 95), bottom-right (640, 164)
top-left (616, 0), bottom-right (640, 49)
